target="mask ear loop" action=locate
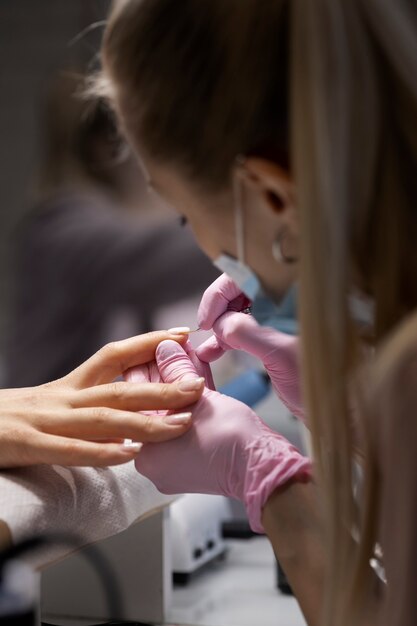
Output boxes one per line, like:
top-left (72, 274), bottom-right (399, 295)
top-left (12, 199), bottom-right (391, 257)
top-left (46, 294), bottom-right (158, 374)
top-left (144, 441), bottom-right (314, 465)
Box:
top-left (233, 158), bottom-right (246, 264)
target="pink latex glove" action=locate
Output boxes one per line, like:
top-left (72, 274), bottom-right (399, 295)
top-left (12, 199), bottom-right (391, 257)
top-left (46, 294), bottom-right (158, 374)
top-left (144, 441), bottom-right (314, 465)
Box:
top-left (197, 273), bottom-right (305, 421)
top-left (134, 340), bottom-right (312, 533)
top-left (125, 339), bottom-right (215, 391)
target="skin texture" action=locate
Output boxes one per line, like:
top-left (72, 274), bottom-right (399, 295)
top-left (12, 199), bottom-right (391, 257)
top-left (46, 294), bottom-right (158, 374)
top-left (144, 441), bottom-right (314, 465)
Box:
top-left (0, 331), bottom-right (203, 468)
top-left (262, 482), bottom-right (326, 626)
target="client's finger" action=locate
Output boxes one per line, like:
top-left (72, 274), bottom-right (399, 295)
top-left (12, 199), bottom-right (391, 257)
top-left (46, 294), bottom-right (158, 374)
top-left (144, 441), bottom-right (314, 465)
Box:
top-left (184, 340), bottom-right (215, 390)
top-left (42, 407), bottom-right (192, 442)
top-left (72, 380), bottom-right (204, 412)
top-left (123, 362), bottom-right (166, 415)
top-left (28, 433), bottom-right (141, 467)
top-left (71, 331), bottom-right (188, 387)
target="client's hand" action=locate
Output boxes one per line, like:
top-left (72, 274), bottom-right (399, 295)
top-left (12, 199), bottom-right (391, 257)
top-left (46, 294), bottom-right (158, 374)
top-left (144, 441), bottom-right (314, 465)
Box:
top-left (197, 273), bottom-right (305, 420)
top-left (0, 331), bottom-right (204, 468)
top-left (135, 340), bottom-right (311, 533)
top-left (125, 338), bottom-right (215, 390)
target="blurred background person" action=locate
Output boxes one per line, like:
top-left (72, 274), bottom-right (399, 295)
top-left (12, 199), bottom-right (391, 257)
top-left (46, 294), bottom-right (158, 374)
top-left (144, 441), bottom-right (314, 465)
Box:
top-left (4, 72), bottom-right (217, 387)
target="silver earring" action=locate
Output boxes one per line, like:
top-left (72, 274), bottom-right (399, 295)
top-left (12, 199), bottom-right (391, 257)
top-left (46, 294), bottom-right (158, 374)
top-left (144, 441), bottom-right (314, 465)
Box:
top-left (272, 231), bottom-right (298, 264)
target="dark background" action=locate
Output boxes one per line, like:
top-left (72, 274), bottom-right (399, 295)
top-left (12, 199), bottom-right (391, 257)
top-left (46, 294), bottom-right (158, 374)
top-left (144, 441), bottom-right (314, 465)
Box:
top-left (0, 1), bottom-right (111, 352)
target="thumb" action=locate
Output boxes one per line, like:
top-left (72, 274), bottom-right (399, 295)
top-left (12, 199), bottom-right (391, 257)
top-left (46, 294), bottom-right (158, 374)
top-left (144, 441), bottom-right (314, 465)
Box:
top-left (198, 273), bottom-right (243, 330)
top-left (156, 340), bottom-right (200, 383)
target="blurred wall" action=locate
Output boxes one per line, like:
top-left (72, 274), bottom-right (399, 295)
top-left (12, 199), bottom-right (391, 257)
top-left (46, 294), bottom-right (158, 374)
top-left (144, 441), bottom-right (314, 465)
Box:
top-left (0, 0), bottom-right (111, 350)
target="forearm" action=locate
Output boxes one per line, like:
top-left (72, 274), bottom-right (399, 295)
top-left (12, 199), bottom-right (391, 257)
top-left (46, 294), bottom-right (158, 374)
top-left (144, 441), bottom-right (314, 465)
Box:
top-left (262, 480), bottom-right (325, 626)
top-left (263, 480), bottom-right (382, 626)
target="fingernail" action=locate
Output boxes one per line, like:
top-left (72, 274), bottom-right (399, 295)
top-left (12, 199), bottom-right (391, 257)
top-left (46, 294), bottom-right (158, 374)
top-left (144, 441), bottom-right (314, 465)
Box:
top-left (122, 439), bottom-right (140, 452)
top-left (165, 412), bottom-right (192, 425)
top-left (178, 377), bottom-right (205, 392)
top-left (168, 326), bottom-right (191, 335)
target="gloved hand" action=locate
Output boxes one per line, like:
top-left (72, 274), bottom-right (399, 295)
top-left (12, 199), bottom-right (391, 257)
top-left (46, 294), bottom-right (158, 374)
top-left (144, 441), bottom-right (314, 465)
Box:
top-left (125, 339), bottom-right (215, 391)
top-left (197, 273), bottom-right (305, 421)
top-left (135, 340), bottom-right (311, 533)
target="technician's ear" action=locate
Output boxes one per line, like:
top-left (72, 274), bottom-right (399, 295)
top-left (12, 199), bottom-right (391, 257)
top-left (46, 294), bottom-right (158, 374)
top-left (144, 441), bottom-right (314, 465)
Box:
top-left (238, 156), bottom-right (298, 227)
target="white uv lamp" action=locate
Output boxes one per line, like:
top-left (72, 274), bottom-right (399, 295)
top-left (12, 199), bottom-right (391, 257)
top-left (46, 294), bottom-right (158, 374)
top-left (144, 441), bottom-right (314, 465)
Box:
top-left (170, 494), bottom-right (232, 584)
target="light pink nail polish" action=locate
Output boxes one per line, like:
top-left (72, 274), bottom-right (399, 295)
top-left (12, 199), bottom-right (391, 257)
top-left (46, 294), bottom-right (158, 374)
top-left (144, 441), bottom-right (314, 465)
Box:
top-left (165, 412), bottom-right (192, 425)
top-left (178, 377), bottom-right (205, 392)
top-left (168, 326), bottom-right (191, 334)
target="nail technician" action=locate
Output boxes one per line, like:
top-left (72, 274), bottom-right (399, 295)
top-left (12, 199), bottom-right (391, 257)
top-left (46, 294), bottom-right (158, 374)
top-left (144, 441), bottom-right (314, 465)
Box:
top-left (98, 1), bottom-right (417, 625)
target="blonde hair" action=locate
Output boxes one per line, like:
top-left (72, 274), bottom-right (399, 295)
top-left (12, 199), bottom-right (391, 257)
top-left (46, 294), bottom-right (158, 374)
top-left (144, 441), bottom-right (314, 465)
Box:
top-left (99, 1), bottom-right (417, 623)
top-left (293, 1), bottom-right (417, 622)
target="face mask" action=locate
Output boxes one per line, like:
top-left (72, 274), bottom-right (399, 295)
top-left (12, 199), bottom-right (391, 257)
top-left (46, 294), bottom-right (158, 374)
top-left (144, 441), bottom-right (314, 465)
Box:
top-left (213, 173), bottom-right (298, 334)
top-left (213, 254), bottom-right (298, 334)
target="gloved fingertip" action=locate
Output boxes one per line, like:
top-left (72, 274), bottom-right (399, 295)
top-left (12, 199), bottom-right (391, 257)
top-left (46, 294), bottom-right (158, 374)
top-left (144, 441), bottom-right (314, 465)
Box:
top-left (156, 339), bottom-right (186, 363)
top-left (196, 313), bottom-right (211, 331)
top-left (197, 274), bottom-right (235, 329)
top-left (195, 339), bottom-right (225, 363)
top-left (156, 339), bottom-right (199, 383)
